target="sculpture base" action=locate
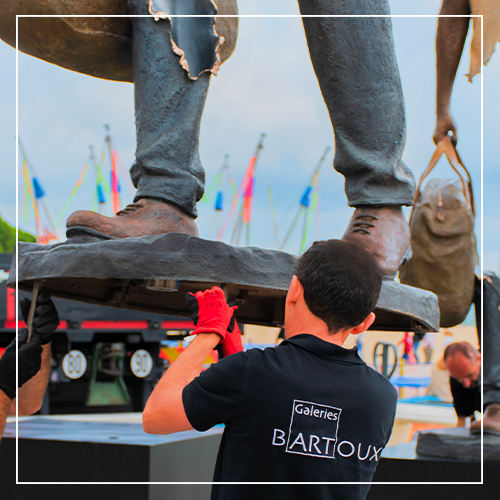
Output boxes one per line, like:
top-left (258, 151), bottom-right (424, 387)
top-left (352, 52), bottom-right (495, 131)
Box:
top-left (416, 427), bottom-right (500, 461)
top-left (2, 421), bottom-right (495, 499)
top-left (8, 233), bottom-right (440, 331)
top-left (367, 440), bottom-right (498, 500)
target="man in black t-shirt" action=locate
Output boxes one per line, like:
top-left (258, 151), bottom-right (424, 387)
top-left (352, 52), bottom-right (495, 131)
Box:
top-left (443, 342), bottom-right (481, 427)
top-left (143, 240), bottom-right (398, 499)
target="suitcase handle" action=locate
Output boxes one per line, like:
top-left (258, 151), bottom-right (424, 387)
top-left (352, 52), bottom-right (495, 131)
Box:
top-left (413, 136), bottom-right (475, 215)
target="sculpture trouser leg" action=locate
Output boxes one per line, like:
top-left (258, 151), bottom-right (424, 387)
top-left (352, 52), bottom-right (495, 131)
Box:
top-left (66, 0), bottom-right (210, 238)
top-left (129, 0), bottom-right (208, 219)
top-left (297, 0), bottom-right (415, 207)
top-left (297, 0), bottom-right (415, 277)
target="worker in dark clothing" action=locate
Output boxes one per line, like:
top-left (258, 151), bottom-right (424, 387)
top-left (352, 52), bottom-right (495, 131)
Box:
top-left (143, 240), bottom-right (397, 498)
top-left (443, 341), bottom-right (481, 428)
top-left (0, 291), bottom-right (59, 440)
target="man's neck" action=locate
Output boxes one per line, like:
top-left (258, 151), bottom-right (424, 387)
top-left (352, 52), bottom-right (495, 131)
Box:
top-left (284, 302), bottom-right (349, 347)
top-left (287, 330), bottom-right (348, 347)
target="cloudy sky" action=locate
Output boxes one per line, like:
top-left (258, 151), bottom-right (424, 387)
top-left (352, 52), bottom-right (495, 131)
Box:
top-left (0, 0), bottom-right (497, 272)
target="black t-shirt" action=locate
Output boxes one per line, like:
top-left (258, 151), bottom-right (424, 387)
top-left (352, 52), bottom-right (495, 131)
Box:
top-left (182, 334), bottom-right (398, 500)
top-left (449, 376), bottom-right (481, 417)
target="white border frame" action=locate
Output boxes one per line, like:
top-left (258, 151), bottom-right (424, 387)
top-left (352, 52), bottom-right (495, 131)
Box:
top-left (15, 12), bottom-right (483, 487)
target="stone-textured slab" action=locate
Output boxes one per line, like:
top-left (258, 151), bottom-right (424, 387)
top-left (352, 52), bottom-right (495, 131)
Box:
top-left (8, 234), bottom-right (440, 330)
top-left (416, 427), bottom-right (500, 461)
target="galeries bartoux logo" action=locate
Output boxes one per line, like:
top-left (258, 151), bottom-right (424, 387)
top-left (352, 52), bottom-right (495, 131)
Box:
top-left (272, 399), bottom-right (342, 459)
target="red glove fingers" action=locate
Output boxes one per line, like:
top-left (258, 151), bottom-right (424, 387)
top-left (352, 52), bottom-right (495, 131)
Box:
top-left (221, 312), bottom-right (244, 357)
top-left (185, 286), bottom-right (234, 339)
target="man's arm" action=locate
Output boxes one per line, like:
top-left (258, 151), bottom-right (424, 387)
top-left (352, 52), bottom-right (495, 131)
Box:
top-left (0, 390), bottom-right (12, 440)
top-left (9, 343), bottom-right (51, 416)
top-left (0, 331), bottom-right (45, 440)
top-left (143, 333), bottom-right (220, 435)
top-left (433, 0), bottom-right (471, 145)
top-left (143, 286), bottom-right (242, 435)
top-left (8, 290), bottom-right (59, 416)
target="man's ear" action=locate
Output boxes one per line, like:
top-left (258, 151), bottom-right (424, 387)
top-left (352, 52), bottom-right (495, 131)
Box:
top-left (286, 275), bottom-right (303, 307)
top-left (350, 312), bottom-right (376, 335)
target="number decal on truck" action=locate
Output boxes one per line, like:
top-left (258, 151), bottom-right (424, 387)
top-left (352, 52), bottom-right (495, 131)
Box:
top-left (62, 350), bottom-right (87, 379)
top-left (130, 349), bottom-right (153, 378)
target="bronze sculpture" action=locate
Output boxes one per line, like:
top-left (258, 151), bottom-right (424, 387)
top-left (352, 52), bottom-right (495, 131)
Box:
top-left (1, 0), bottom-right (415, 279)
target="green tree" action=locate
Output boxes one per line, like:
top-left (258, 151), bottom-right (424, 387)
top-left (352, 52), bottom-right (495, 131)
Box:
top-left (0, 215), bottom-right (36, 253)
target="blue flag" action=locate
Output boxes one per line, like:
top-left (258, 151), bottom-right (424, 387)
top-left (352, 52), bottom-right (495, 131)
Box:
top-left (97, 184), bottom-right (106, 204)
top-left (300, 186), bottom-right (312, 208)
top-left (215, 192), bottom-right (223, 211)
top-left (32, 177), bottom-right (45, 199)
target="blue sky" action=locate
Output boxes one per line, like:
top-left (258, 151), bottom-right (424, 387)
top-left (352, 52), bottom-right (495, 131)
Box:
top-left (0, 0), bottom-right (498, 272)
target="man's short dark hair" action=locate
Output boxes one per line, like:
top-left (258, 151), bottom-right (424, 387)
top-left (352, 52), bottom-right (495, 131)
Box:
top-left (294, 239), bottom-right (382, 332)
top-left (443, 341), bottom-right (478, 362)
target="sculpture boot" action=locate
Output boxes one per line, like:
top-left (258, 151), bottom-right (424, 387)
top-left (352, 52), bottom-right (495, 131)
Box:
top-left (470, 403), bottom-right (500, 436)
top-left (66, 198), bottom-right (198, 239)
top-left (342, 206), bottom-right (411, 278)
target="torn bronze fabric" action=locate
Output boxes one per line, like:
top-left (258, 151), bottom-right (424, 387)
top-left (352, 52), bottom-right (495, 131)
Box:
top-left (0, 0), bottom-right (237, 83)
top-left (149, 0), bottom-right (224, 80)
top-left (468, 0), bottom-right (500, 81)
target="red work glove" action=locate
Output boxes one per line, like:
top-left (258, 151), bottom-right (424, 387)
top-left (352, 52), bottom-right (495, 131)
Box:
top-left (221, 312), bottom-right (244, 357)
top-left (185, 286), bottom-right (236, 339)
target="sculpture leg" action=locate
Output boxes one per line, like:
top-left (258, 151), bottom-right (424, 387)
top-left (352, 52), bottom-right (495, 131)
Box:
top-left (297, 0), bottom-right (415, 277)
top-left (471, 272), bottom-right (500, 435)
top-left (67, 0), bottom-right (211, 239)
top-left (130, 0), bottom-right (209, 219)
